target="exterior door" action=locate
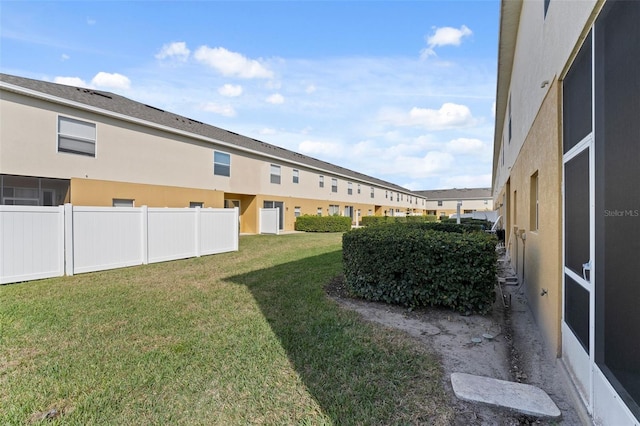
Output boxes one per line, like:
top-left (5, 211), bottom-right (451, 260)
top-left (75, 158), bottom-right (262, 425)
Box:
top-left (562, 136), bottom-right (593, 410)
top-left (562, 30), bottom-right (594, 411)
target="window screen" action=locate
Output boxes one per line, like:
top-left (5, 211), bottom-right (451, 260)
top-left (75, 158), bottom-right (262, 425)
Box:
top-left (58, 116), bottom-right (96, 157)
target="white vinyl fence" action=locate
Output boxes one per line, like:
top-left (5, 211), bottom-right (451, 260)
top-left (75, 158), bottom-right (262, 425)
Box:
top-left (1, 205), bottom-right (239, 284)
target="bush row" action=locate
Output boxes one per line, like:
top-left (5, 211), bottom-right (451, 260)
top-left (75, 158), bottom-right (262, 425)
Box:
top-left (294, 215), bottom-right (353, 232)
top-left (439, 217), bottom-right (493, 230)
top-left (342, 224), bottom-right (498, 314)
top-left (360, 215), bottom-right (437, 227)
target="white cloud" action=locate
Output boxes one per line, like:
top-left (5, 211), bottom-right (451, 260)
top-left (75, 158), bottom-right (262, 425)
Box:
top-left (446, 138), bottom-right (485, 155)
top-left (380, 103), bottom-right (476, 130)
top-left (421, 25), bottom-right (472, 58)
top-left (266, 93), bottom-right (284, 104)
top-left (392, 151), bottom-right (455, 178)
top-left (91, 72), bottom-right (131, 89)
top-left (305, 84), bottom-right (316, 94)
top-left (87, 18), bottom-right (96, 25)
top-left (299, 140), bottom-right (344, 158)
top-left (203, 102), bottom-right (236, 117)
top-left (155, 41), bottom-right (190, 61)
top-left (54, 76), bottom-right (89, 88)
top-left (440, 173), bottom-right (492, 188)
top-left (61, 54), bottom-right (70, 61)
top-left (218, 84), bottom-right (243, 97)
top-left (194, 46), bottom-right (273, 79)
top-left (260, 128), bottom-right (276, 135)
top-left (491, 101), bottom-right (496, 118)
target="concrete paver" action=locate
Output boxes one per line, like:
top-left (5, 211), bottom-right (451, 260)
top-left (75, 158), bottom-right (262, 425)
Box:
top-left (451, 372), bottom-right (562, 419)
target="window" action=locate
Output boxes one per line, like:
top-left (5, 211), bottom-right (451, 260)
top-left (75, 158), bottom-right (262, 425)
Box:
top-left (437, 200), bottom-right (443, 206)
top-left (348, 182), bottom-right (353, 195)
top-left (357, 184), bottom-right (361, 194)
top-left (370, 187), bottom-right (374, 198)
top-left (113, 199), bottom-right (134, 207)
top-left (293, 169), bottom-right (299, 184)
top-left (368, 209), bottom-right (373, 216)
top-left (58, 116), bottom-right (96, 157)
top-left (331, 178), bottom-right (338, 193)
top-left (214, 151), bottom-right (231, 177)
top-left (329, 204), bottom-right (339, 215)
top-left (319, 175), bottom-right (324, 188)
top-left (530, 171), bottom-right (539, 231)
top-left (294, 206), bottom-right (301, 217)
top-left (385, 191), bottom-right (388, 199)
top-left (390, 192), bottom-right (393, 201)
top-left (190, 202), bottom-right (204, 208)
top-left (270, 164), bottom-right (281, 184)
top-left (317, 207), bottom-right (322, 216)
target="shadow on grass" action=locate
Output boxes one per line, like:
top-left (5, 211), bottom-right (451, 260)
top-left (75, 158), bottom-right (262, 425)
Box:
top-left (226, 249), bottom-right (446, 424)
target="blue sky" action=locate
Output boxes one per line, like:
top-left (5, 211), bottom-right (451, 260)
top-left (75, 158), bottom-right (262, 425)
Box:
top-left (1, 1), bottom-right (499, 190)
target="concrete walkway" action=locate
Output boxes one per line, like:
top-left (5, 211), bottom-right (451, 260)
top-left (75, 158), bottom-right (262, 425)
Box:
top-left (451, 372), bottom-right (562, 419)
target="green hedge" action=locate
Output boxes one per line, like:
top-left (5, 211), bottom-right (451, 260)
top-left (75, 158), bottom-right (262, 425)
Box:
top-left (361, 215), bottom-right (437, 227)
top-left (364, 218), bottom-right (483, 233)
top-left (439, 217), bottom-right (493, 230)
top-left (342, 225), bottom-right (497, 314)
top-left (295, 215), bottom-right (352, 232)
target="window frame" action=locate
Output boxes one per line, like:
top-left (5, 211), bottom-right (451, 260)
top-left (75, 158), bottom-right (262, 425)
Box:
top-left (331, 178), bottom-right (338, 193)
top-left (293, 169), bottom-right (299, 184)
top-left (214, 151), bottom-right (231, 177)
top-left (58, 116), bottom-right (96, 157)
top-left (270, 164), bottom-right (281, 184)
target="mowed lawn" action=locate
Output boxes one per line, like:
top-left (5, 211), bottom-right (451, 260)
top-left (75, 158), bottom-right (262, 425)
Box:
top-left (0, 233), bottom-right (452, 425)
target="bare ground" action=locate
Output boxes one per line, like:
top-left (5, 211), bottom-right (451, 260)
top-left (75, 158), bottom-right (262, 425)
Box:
top-left (326, 256), bottom-right (586, 425)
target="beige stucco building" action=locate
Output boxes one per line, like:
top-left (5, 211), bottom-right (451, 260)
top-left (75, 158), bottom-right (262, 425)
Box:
top-left (414, 188), bottom-right (493, 218)
top-left (493, 0), bottom-right (639, 424)
top-left (1, 73), bottom-right (428, 233)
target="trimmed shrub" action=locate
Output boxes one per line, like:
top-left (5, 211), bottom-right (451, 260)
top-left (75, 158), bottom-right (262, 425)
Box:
top-left (342, 225), bottom-right (497, 314)
top-left (439, 217), bottom-right (493, 231)
top-left (295, 215), bottom-right (352, 232)
top-left (361, 215), bottom-right (437, 227)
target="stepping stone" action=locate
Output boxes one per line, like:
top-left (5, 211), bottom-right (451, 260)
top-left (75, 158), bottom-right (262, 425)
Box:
top-left (451, 372), bottom-right (561, 419)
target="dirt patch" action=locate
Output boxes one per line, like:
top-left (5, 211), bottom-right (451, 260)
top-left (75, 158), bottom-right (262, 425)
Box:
top-left (326, 259), bottom-right (584, 425)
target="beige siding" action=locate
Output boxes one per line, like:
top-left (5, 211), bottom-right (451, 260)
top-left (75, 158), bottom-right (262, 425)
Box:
top-left (1, 87), bottom-right (427, 232)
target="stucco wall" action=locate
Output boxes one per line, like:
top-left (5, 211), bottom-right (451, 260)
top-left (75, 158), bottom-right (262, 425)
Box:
top-left (501, 80), bottom-right (563, 357)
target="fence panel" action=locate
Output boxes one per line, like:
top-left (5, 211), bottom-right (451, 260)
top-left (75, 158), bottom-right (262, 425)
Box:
top-left (199, 208), bottom-right (239, 255)
top-left (72, 206), bottom-right (143, 274)
top-left (1, 204), bottom-right (240, 284)
top-left (147, 208), bottom-right (197, 263)
top-left (259, 208), bottom-right (279, 234)
top-left (0, 206), bottom-right (64, 284)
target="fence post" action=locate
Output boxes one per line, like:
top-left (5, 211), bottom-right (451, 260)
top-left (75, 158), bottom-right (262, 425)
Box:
top-left (57, 205), bottom-right (65, 276)
top-left (194, 206), bottom-right (201, 257)
top-left (64, 203), bottom-right (74, 276)
top-left (141, 205), bottom-right (148, 265)
top-left (234, 207), bottom-right (240, 250)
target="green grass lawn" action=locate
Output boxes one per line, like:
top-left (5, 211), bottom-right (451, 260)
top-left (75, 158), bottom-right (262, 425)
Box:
top-left (1, 233), bottom-right (452, 425)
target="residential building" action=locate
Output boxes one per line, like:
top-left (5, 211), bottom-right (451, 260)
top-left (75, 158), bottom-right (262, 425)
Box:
top-left (414, 188), bottom-right (493, 218)
top-left (492, 1), bottom-right (639, 423)
top-left (0, 73), bottom-right (427, 233)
